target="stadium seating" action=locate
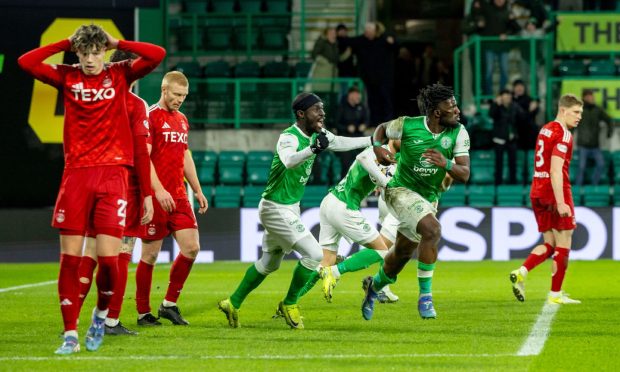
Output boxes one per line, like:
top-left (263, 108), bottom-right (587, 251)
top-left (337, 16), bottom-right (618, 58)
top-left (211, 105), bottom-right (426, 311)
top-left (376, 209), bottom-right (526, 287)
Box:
top-left (613, 151), bottom-right (620, 184)
top-left (246, 151), bottom-right (273, 185)
top-left (193, 150), bottom-right (218, 184)
top-left (214, 185), bottom-right (242, 207)
top-left (614, 185), bottom-right (620, 206)
top-left (582, 185), bottom-right (611, 207)
top-left (174, 61), bottom-right (202, 77)
top-left (201, 184), bottom-right (214, 206)
top-left (587, 59), bottom-right (616, 76)
top-left (218, 151), bottom-right (246, 184)
top-left (469, 150), bottom-right (495, 184)
top-left (440, 184), bottom-right (466, 207)
top-left (235, 26), bottom-right (259, 50)
top-left (239, 0), bottom-right (263, 13)
top-left (467, 185), bottom-right (495, 207)
top-left (557, 59), bottom-right (586, 76)
top-left (301, 185), bottom-right (328, 207)
top-left (243, 185), bottom-right (265, 207)
top-left (211, 0), bottom-right (236, 13)
top-left (496, 184), bottom-right (525, 206)
top-left (265, 0), bottom-right (289, 13)
top-left (184, 0), bottom-right (208, 13)
top-left (572, 185), bottom-right (584, 205)
top-left (294, 61), bottom-right (313, 78)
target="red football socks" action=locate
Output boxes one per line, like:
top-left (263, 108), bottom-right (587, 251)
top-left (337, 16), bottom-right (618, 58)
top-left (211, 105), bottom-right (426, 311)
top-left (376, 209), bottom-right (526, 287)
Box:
top-left (77, 256), bottom-right (97, 311)
top-left (107, 252), bottom-right (131, 319)
top-left (551, 247), bottom-right (570, 292)
top-left (58, 254), bottom-right (81, 332)
top-left (95, 256), bottom-right (118, 312)
top-left (523, 243), bottom-right (554, 272)
top-left (135, 260), bottom-right (154, 314)
top-left (164, 254), bottom-right (195, 304)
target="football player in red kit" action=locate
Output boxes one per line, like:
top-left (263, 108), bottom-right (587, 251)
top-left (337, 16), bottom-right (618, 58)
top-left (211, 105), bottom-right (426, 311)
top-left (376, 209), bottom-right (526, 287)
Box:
top-left (510, 94), bottom-right (583, 305)
top-left (135, 71), bottom-right (208, 326)
top-left (18, 24), bottom-right (165, 354)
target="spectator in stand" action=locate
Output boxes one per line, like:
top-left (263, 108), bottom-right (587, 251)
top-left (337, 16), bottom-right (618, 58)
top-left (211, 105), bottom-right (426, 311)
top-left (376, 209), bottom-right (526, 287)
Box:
top-left (336, 24), bottom-right (356, 102)
top-left (575, 89), bottom-right (614, 186)
top-left (335, 86), bottom-right (370, 178)
top-left (480, 0), bottom-right (519, 95)
top-left (490, 89), bottom-right (526, 184)
top-left (512, 79), bottom-right (539, 150)
top-left (394, 46), bottom-right (416, 117)
top-left (340, 22), bottom-right (398, 126)
top-left (309, 26), bottom-right (340, 123)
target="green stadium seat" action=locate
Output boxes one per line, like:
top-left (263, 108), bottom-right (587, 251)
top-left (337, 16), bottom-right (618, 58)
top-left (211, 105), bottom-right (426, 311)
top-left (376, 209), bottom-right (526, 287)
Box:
top-left (263, 61), bottom-right (290, 77)
top-left (524, 184), bottom-right (532, 206)
top-left (202, 26), bottom-right (233, 50)
top-left (193, 150), bottom-right (217, 184)
top-left (211, 0), bottom-right (236, 13)
top-left (204, 60), bottom-right (231, 77)
top-left (174, 61), bottom-right (202, 77)
top-left (260, 26), bottom-right (289, 50)
top-left (439, 184), bottom-right (466, 207)
top-left (243, 185), bottom-right (265, 207)
top-left (239, 0), bottom-right (263, 13)
top-left (202, 60), bottom-right (232, 120)
top-left (614, 185), bottom-right (620, 206)
top-left (200, 185), bottom-right (214, 207)
top-left (265, 0), bottom-right (289, 13)
top-left (173, 20), bottom-right (199, 51)
top-left (496, 184), bottom-right (525, 206)
top-left (184, 0), bottom-right (208, 13)
top-left (469, 150), bottom-right (496, 184)
top-left (582, 185), bottom-right (611, 207)
top-left (235, 61), bottom-right (261, 119)
top-left (558, 59), bottom-right (586, 76)
top-left (572, 185), bottom-right (584, 205)
top-left (294, 61), bottom-right (312, 78)
top-left (218, 151), bottom-right (246, 184)
top-left (214, 185), bottom-right (242, 207)
top-left (301, 185), bottom-right (328, 207)
top-left (235, 26), bottom-right (259, 50)
top-left (468, 185), bottom-right (495, 207)
top-left (587, 60), bottom-right (616, 76)
top-left (246, 151), bottom-right (273, 185)
top-left (612, 151), bottom-right (620, 184)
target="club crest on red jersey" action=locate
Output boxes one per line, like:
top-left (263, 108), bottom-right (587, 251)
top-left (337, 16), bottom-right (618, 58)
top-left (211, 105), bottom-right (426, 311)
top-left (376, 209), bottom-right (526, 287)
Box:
top-left (102, 77), bottom-right (112, 88)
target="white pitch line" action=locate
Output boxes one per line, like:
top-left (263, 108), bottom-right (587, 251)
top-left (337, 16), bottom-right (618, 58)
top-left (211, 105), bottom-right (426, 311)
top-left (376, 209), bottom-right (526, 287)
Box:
top-left (0, 280), bottom-right (57, 293)
top-left (0, 353), bottom-right (514, 362)
top-left (517, 302), bottom-right (559, 356)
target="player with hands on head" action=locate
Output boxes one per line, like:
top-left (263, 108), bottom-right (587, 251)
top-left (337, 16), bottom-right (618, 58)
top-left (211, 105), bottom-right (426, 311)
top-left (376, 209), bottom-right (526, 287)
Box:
top-left (18, 23), bottom-right (165, 354)
top-left (362, 83), bottom-right (470, 321)
top-left (510, 94), bottom-right (583, 305)
top-left (218, 92), bottom-right (374, 330)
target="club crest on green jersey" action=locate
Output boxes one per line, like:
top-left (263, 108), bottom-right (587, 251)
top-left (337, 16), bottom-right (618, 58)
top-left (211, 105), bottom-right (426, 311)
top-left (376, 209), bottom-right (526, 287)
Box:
top-left (440, 136), bottom-right (453, 149)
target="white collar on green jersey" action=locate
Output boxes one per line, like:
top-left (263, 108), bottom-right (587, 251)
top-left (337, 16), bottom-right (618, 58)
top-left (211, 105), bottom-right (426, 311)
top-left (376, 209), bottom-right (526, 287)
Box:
top-left (292, 123), bottom-right (311, 139)
top-left (424, 116), bottom-right (446, 139)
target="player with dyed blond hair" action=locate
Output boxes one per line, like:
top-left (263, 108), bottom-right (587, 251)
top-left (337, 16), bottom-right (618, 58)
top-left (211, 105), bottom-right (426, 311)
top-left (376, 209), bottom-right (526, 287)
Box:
top-left (510, 94), bottom-right (583, 305)
top-left (135, 71), bottom-right (208, 326)
top-left (18, 24), bottom-right (165, 354)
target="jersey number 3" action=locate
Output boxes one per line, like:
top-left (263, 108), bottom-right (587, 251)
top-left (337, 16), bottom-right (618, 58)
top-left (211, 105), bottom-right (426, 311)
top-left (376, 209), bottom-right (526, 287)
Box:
top-left (535, 139), bottom-right (545, 168)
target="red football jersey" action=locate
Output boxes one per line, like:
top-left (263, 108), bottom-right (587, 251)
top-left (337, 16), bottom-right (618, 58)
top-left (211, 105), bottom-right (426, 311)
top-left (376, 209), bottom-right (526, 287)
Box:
top-left (148, 104), bottom-right (190, 199)
top-left (127, 91), bottom-right (150, 189)
top-left (530, 121), bottom-right (573, 199)
top-left (18, 39), bottom-right (166, 169)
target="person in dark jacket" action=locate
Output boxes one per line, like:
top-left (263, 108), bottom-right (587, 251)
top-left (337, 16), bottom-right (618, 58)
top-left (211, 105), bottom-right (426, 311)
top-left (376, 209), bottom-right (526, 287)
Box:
top-left (335, 86), bottom-right (370, 177)
top-left (512, 79), bottom-right (539, 150)
top-left (575, 89), bottom-right (614, 185)
top-left (490, 89), bottom-right (526, 184)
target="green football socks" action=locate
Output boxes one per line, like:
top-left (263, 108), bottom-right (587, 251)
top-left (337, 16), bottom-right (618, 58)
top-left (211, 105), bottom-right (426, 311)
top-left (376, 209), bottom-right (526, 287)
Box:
top-left (371, 266), bottom-right (396, 292)
top-left (283, 262), bottom-right (316, 305)
top-left (230, 264), bottom-right (266, 309)
top-left (418, 261), bottom-right (435, 295)
top-left (337, 248), bottom-right (383, 275)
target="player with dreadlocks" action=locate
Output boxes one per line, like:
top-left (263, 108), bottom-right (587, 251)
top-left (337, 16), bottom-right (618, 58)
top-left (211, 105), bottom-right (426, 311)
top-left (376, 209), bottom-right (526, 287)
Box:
top-left (360, 83), bottom-right (471, 321)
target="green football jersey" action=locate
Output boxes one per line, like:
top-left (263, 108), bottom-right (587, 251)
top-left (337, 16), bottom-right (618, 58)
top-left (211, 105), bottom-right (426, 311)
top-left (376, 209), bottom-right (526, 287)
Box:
top-left (387, 116), bottom-right (468, 203)
top-left (329, 147), bottom-right (378, 211)
top-left (262, 125), bottom-right (317, 204)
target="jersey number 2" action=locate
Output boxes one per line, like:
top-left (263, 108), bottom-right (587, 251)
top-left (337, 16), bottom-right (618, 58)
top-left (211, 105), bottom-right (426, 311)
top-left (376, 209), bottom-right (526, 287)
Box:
top-left (117, 199), bottom-right (128, 227)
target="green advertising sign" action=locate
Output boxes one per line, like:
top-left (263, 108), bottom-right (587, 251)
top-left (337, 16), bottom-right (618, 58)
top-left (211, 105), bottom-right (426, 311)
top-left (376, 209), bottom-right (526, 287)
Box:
top-left (556, 13), bottom-right (620, 53)
top-left (561, 79), bottom-right (620, 119)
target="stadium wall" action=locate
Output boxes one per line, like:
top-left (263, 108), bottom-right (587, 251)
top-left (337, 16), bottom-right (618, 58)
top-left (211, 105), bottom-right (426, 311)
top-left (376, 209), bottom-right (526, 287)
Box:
top-left (1, 207), bottom-right (618, 263)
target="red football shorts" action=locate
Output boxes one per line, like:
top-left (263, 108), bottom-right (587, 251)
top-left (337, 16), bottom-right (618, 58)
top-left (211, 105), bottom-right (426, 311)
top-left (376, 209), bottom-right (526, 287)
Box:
top-left (123, 173), bottom-right (143, 238)
top-left (140, 197), bottom-right (197, 241)
top-left (530, 192), bottom-right (576, 232)
top-left (53, 166), bottom-right (128, 239)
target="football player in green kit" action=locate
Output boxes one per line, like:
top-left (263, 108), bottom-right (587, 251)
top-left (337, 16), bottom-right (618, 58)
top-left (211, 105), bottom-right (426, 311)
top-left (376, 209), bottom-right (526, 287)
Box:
top-left (218, 93), bottom-right (373, 329)
top-left (363, 84), bottom-right (471, 320)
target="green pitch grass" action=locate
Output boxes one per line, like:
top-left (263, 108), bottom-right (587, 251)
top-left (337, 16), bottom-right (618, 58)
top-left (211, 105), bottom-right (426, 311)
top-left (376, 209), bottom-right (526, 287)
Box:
top-left (1, 260), bottom-right (619, 371)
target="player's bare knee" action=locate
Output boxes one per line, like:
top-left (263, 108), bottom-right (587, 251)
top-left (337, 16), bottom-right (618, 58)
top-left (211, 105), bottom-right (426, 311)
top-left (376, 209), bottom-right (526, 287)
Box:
top-left (182, 242), bottom-right (200, 259)
top-left (79, 276), bottom-right (90, 284)
top-left (419, 221), bottom-right (441, 244)
top-left (532, 244), bottom-right (548, 255)
top-left (141, 250), bottom-right (158, 265)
